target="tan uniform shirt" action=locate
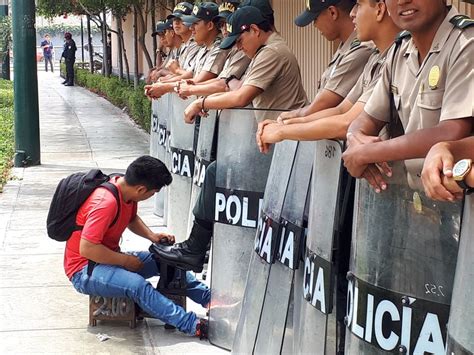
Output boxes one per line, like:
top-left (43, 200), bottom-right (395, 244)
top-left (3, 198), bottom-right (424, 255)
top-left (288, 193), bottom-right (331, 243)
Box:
top-left (192, 35), bottom-right (229, 77)
top-left (319, 31), bottom-right (374, 98)
top-left (178, 38), bottom-right (201, 71)
top-left (243, 33), bottom-right (308, 121)
top-left (218, 47), bottom-right (251, 80)
top-left (365, 7), bottom-right (474, 189)
top-left (346, 47), bottom-right (390, 104)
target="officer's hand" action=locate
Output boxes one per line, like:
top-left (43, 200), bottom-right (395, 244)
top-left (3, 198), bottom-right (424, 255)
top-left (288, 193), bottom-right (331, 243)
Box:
top-left (276, 111), bottom-right (297, 124)
top-left (144, 83), bottom-right (164, 99)
top-left (178, 82), bottom-right (194, 99)
top-left (184, 100), bottom-right (202, 124)
top-left (421, 142), bottom-right (458, 201)
top-left (256, 122), bottom-right (282, 154)
top-left (123, 254), bottom-right (144, 272)
top-left (362, 164), bottom-right (388, 193)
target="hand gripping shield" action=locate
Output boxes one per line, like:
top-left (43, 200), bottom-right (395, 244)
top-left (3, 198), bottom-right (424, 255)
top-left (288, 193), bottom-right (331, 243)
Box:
top-left (446, 194), bottom-right (474, 354)
top-left (344, 162), bottom-right (462, 354)
top-left (167, 94), bottom-right (196, 242)
top-left (208, 107), bottom-right (275, 350)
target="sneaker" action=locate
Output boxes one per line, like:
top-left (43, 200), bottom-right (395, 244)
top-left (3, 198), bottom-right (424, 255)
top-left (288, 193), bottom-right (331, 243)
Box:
top-left (195, 318), bottom-right (208, 340)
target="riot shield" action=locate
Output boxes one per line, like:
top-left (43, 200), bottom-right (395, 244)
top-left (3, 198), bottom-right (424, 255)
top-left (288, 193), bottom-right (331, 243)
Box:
top-left (151, 95), bottom-right (171, 219)
top-left (208, 108), bottom-right (276, 351)
top-left (230, 138), bottom-right (298, 354)
top-left (446, 194), bottom-right (473, 354)
top-left (187, 110), bottom-right (218, 234)
top-left (167, 95), bottom-right (195, 242)
top-left (253, 140), bottom-right (314, 354)
top-left (345, 163), bottom-right (462, 354)
top-left (292, 139), bottom-right (344, 355)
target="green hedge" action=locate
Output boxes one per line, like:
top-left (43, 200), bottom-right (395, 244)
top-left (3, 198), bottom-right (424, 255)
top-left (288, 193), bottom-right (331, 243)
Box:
top-left (64, 64), bottom-right (151, 133)
top-left (0, 79), bottom-right (14, 192)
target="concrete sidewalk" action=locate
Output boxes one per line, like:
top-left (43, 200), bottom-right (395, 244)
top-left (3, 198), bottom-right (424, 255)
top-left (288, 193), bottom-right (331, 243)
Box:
top-left (0, 71), bottom-right (227, 355)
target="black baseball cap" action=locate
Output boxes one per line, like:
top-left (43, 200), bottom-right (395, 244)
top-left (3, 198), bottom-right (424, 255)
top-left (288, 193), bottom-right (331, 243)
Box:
top-left (219, 6), bottom-right (266, 50)
top-left (217, 2), bottom-right (240, 21)
top-left (152, 19), bottom-right (173, 36)
top-left (167, 2), bottom-right (194, 20)
top-left (182, 2), bottom-right (220, 25)
top-left (294, 0), bottom-right (341, 27)
top-left (240, 0), bottom-right (274, 20)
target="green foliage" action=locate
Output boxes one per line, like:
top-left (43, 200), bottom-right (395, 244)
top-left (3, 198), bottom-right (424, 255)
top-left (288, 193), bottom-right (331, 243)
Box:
top-left (0, 16), bottom-right (11, 55)
top-left (0, 79), bottom-right (14, 192)
top-left (37, 23), bottom-right (100, 38)
top-left (74, 67), bottom-right (151, 132)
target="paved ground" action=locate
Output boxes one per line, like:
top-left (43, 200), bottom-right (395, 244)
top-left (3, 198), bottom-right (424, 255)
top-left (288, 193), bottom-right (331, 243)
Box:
top-left (0, 71), bottom-right (228, 355)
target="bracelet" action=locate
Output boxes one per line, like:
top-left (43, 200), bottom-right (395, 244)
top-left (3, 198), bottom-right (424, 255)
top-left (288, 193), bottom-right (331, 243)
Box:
top-left (201, 96), bottom-right (209, 113)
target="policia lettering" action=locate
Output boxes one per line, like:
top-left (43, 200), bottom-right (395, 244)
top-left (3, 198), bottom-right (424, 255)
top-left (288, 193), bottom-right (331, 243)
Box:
top-left (303, 249), bottom-right (333, 315)
top-left (215, 188), bottom-right (263, 228)
top-left (346, 276), bottom-right (450, 354)
top-left (170, 147), bottom-right (194, 178)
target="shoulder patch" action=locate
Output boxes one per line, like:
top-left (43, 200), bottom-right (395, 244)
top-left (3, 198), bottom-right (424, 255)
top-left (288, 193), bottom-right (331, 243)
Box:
top-left (450, 15), bottom-right (474, 29)
top-left (395, 30), bottom-right (411, 44)
top-left (350, 38), bottom-right (361, 50)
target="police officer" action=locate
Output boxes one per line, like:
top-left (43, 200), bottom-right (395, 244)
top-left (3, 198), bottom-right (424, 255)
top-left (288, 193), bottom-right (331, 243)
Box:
top-left (342, 0), bottom-right (473, 192)
top-left (274, 0), bottom-right (373, 123)
top-left (145, 2), bottom-right (229, 99)
top-left (61, 32), bottom-right (77, 86)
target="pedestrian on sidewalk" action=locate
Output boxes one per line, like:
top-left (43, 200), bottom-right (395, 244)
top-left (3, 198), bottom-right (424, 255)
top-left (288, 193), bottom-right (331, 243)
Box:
top-left (65, 156), bottom-right (210, 338)
top-left (61, 32), bottom-right (77, 86)
top-left (40, 33), bottom-right (54, 73)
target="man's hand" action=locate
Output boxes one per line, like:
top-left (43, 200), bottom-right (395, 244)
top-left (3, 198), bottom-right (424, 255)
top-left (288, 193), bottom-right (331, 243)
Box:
top-left (123, 254), bottom-right (144, 272)
top-left (144, 83), bottom-right (167, 99)
top-left (184, 99), bottom-right (205, 124)
top-left (421, 142), bottom-right (462, 201)
top-left (178, 81), bottom-right (195, 99)
top-left (276, 110), bottom-right (298, 124)
top-left (149, 232), bottom-right (176, 245)
top-left (256, 120), bottom-right (282, 154)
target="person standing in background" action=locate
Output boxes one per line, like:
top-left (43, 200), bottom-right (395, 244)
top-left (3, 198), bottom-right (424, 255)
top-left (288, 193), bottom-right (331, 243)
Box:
top-left (61, 32), bottom-right (77, 86)
top-left (41, 33), bottom-right (54, 73)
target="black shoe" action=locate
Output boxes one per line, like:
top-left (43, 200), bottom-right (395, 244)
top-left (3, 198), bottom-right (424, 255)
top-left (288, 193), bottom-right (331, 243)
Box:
top-left (195, 318), bottom-right (208, 340)
top-left (62, 80), bottom-right (68, 84)
top-left (149, 221), bottom-right (212, 273)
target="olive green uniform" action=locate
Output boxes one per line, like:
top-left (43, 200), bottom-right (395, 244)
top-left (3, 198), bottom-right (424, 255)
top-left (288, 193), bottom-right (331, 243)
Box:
top-left (218, 47), bottom-right (251, 80)
top-left (192, 35), bottom-right (229, 77)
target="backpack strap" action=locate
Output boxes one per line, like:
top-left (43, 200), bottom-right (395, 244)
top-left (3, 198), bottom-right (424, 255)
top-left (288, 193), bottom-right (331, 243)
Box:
top-left (100, 182), bottom-right (122, 228)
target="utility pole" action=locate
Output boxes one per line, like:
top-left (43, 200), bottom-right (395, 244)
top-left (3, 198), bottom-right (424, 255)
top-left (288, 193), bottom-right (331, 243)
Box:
top-left (0, 0), bottom-right (10, 80)
top-left (12, 0), bottom-right (40, 167)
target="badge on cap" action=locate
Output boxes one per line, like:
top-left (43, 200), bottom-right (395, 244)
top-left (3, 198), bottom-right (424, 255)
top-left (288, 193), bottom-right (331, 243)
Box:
top-left (306, 0), bottom-right (311, 10)
top-left (193, 5), bottom-right (199, 15)
top-left (227, 23), bottom-right (233, 33)
top-left (428, 65), bottom-right (440, 90)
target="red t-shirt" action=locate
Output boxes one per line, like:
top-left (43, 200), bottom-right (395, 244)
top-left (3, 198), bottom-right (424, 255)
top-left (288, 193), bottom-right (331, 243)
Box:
top-left (64, 176), bottom-right (137, 279)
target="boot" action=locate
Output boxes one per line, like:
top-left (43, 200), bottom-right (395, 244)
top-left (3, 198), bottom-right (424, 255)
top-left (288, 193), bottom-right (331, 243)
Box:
top-left (150, 220), bottom-right (212, 273)
top-left (195, 318), bottom-right (209, 340)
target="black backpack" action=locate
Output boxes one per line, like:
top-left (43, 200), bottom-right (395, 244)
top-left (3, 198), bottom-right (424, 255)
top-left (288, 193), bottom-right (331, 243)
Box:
top-left (46, 169), bottom-right (122, 241)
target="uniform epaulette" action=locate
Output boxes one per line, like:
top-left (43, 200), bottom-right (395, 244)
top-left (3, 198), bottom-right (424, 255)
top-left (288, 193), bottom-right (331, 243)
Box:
top-left (350, 38), bottom-right (361, 49)
top-left (450, 15), bottom-right (474, 29)
top-left (395, 30), bottom-right (411, 44)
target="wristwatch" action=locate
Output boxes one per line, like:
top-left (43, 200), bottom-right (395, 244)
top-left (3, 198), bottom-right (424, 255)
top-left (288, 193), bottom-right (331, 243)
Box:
top-left (452, 158), bottom-right (473, 190)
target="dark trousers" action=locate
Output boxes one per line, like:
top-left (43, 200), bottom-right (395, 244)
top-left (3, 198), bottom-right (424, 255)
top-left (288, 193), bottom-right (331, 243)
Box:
top-left (192, 161), bottom-right (216, 223)
top-left (65, 58), bottom-right (75, 84)
top-left (44, 56), bottom-right (54, 72)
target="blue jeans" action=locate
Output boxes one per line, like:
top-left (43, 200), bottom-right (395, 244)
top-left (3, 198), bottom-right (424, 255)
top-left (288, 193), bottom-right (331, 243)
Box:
top-left (71, 251), bottom-right (210, 334)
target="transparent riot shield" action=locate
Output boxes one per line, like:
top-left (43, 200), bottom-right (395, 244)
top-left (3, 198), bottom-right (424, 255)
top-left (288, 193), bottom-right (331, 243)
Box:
top-left (208, 108), bottom-right (276, 351)
top-left (151, 95), bottom-right (170, 219)
top-left (167, 95), bottom-right (195, 242)
top-left (292, 139), bottom-right (344, 355)
top-left (230, 138), bottom-right (298, 354)
top-left (187, 110), bottom-right (218, 234)
top-left (253, 140), bottom-right (314, 354)
top-left (447, 194), bottom-right (473, 354)
top-left (345, 162), bottom-right (462, 355)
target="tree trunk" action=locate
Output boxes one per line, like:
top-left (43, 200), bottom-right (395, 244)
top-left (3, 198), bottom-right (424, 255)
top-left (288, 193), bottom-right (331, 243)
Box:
top-left (101, 10), bottom-right (109, 77)
top-left (135, 4), bottom-right (153, 71)
top-left (133, 7), bottom-right (139, 89)
top-left (151, 0), bottom-right (157, 67)
top-left (86, 15), bottom-right (94, 73)
top-left (116, 15), bottom-right (124, 80)
top-left (119, 19), bottom-right (130, 83)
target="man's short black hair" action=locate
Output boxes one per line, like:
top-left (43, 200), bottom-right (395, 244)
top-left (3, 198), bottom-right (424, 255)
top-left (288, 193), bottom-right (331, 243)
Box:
top-left (256, 20), bottom-right (273, 32)
top-left (125, 155), bottom-right (172, 191)
top-left (338, 0), bottom-right (357, 13)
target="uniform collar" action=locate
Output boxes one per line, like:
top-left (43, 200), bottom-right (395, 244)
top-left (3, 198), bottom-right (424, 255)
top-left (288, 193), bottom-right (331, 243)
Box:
top-left (338, 30), bottom-right (357, 55)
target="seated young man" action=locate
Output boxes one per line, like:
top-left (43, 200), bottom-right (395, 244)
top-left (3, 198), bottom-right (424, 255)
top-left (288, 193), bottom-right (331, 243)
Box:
top-left (65, 156), bottom-right (210, 338)
top-left (421, 135), bottom-right (474, 201)
top-left (256, 0), bottom-right (400, 152)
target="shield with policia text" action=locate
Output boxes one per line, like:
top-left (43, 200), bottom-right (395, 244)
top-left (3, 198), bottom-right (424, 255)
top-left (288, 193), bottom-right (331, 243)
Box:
top-left (344, 161), bottom-right (462, 354)
top-left (253, 140), bottom-right (314, 354)
top-left (208, 107), bottom-right (276, 351)
top-left (151, 95), bottom-right (171, 220)
top-left (187, 110), bottom-right (218, 234)
top-left (230, 138), bottom-right (299, 354)
top-left (166, 94), bottom-right (196, 242)
top-left (446, 194), bottom-right (473, 354)
top-left (292, 139), bottom-right (346, 354)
